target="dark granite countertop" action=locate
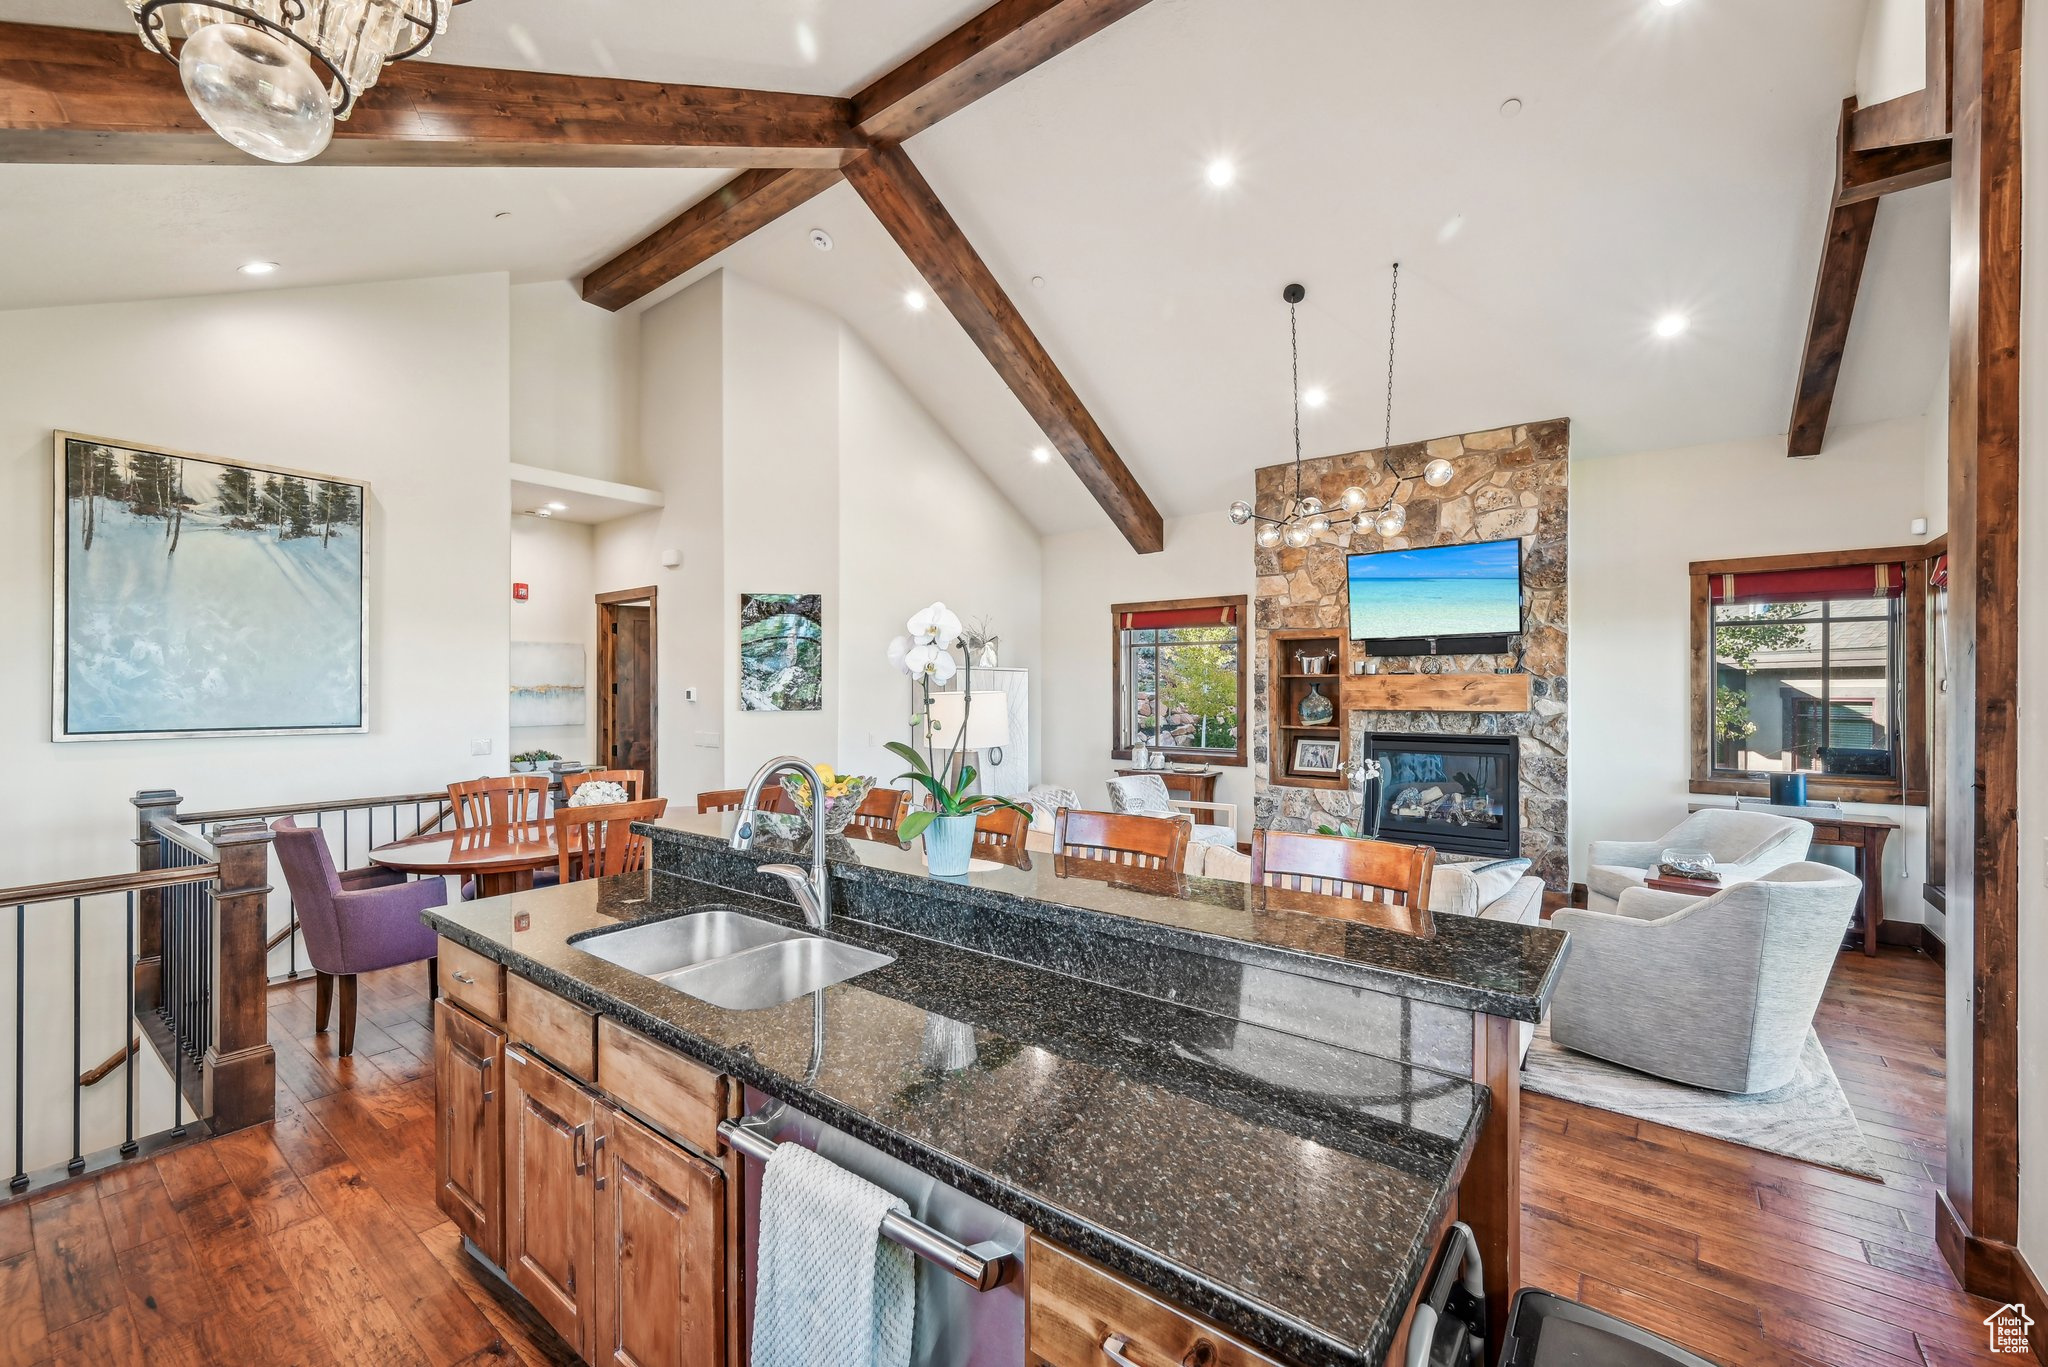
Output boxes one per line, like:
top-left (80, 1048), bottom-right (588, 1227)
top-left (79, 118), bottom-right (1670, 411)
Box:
top-left (646, 811), bottom-right (1569, 1024)
top-left (426, 871), bottom-right (1489, 1367)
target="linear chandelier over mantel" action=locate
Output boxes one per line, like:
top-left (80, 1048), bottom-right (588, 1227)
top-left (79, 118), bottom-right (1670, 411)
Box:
top-left (128, 0), bottom-right (474, 163)
top-left (1229, 266), bottom-right (1455, 548)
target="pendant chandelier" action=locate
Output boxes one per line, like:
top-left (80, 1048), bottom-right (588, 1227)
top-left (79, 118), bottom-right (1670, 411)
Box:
top-left (129, 0), bottom-right (471, 164)
top-left (1229, 264), bottom-right (1455, 548)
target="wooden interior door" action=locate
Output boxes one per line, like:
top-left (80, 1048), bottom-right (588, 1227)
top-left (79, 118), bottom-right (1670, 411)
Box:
top-left (433, 1000), bottom-right (505, 1265)
top-left (591, 1104), bottom-right (726, 1367)
top-left (598, 588), bottom-right (658, 795)
top-left (506, 1046), bottom-right (596, 1355)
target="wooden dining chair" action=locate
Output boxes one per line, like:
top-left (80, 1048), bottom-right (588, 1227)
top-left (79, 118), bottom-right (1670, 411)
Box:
top-left (1054, 808), bottom-right (1190, 872)
top-left (564, 768), bottom-right (645, 802)
top-left (449, 775), bottom-right (547, 829)
top-left (695, 786), bottom-right (797, 815)
top-left (971, 805), bottom-right (1032, 868)
top-left (1249, 830), bottom-right (1435, 907)
top-left (555, 798), bottom-right (670, 884)
top-left (846, 787), bottom-right (910, 835)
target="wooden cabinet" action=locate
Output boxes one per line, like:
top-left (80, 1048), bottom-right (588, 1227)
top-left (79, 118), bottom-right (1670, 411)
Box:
top-left (591, 1105), bottom-right (726, 1367)
top-left (507, 1045), bottom-right (599, 1355)
top-left (434, 1000), bottom-right (506, 1265)
top-left (1268, 627), bottom-right (1351, 792)
top-left (439, 935), bottom-right (507, 1022)
top-left (1027, 1235), bottom-right (1282, 1367)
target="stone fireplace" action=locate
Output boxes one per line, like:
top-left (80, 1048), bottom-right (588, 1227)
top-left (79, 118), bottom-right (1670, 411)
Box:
top-left (1365, 733), bottom-right (1521, 859)
top-left (1251, 418), bottom-right (1570, 889)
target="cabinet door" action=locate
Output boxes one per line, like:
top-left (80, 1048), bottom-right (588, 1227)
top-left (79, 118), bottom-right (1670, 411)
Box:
top-left (506, 1046), bottom-right (597, 1356)
top-left (433, 1000), bottom-right (505, 1266)
top-left (591, 1104), bottom-right (726, 1367)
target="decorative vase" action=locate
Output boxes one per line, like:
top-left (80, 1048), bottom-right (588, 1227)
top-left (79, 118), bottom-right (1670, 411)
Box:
top-left (923, 813), bottom-right (978, 876)
top-left (1297, 681), bottom-right (1335, 727)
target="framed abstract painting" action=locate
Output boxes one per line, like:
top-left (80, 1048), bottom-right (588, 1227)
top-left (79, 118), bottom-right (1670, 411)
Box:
top-left (53, 431), bottom-right (369, 741)
top-left (738, 592), bottom-right (823, 712)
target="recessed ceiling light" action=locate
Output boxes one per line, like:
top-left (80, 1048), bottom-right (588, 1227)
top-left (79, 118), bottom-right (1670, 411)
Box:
top-left (1205, 158), bottom-right (1236, 188)
top-left (1499, 97), bottom-right (1524, 118)
top-left (1654, 312), bottom-right (1690, 339)
top-left (533, 508), bottom-right (553, 518)
top-left (1302, 386), bottom-right (1329, 409)
top-left (1032, 446), bottom-right (1054, 464)
top-left (494, 210), bottom-right (512, 221)
top-left (809, 228), bottom-right (834, 252)
top-left (545, 501), bottom-right (567, 512)
top-left (904, 290), bottom-right (929, 312)
top-left (1658, 0), bottom-right (1684, 7)
top-left (239, 261), bottom-right (279, 276)
top-left (1031, 275), bottom-right (1047, 289)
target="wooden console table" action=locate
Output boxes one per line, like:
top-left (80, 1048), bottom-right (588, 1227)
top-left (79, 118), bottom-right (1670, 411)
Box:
top-left (1689, 801), bottom-right (1898, 956)
top-left (1114, 767), bottom-right (1221, 805)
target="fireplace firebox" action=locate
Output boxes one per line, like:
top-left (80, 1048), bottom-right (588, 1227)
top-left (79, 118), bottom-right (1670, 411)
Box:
top-left (1364, 733), bottom-right (1520, 859)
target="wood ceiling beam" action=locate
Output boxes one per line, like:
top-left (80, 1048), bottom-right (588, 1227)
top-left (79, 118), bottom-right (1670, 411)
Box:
top-left (851, 0), bottom-right (1158, 144)
top-left (1848, 0), bottom-right (1953, 151)
top-left (581, 166), bottom-right (846, 310)
top-left (1787, 98), bottom-right (1951, 457)
top-left (846, 143), bottom-right (1163, 553)
top-left (0, 21), bottom-right (857, 168)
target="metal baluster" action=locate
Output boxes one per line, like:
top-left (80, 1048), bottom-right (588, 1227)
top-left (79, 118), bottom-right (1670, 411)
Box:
top-left (69, 896), bottom-right (84, 1174)
top-left (121, 889), bottom-right (137, 1158)
top-left (10, 903), bottom-right (26, 1193)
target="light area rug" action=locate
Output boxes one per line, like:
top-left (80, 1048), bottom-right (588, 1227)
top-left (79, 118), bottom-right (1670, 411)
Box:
top-left (1521, 1021), bottom-right (1883, 1181)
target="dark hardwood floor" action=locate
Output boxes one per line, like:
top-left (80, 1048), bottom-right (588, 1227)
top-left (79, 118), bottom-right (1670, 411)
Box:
top-left (0, 945), bottom-right (1994, 1366)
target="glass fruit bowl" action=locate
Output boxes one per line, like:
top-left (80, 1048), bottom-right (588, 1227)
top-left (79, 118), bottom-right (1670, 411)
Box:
top-left (781, 773), bottom-right (874, 836)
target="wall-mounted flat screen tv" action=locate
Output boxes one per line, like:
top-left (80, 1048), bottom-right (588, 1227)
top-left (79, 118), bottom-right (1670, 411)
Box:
top-left (1347, 537), bottom-right (1523, 646)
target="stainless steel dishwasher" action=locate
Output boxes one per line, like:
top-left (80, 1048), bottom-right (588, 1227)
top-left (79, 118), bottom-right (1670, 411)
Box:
top-left (729, 1085), bottom-right (1029, 1367)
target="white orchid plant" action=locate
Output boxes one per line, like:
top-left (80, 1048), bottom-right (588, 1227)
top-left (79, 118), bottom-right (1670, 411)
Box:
top-left (885, 601), bottom-right (1031, 843)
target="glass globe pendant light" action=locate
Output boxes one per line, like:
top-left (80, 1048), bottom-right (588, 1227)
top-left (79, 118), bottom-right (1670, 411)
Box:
top-left (1228, 264), bottom-right (1436, 546)
top-left (130, 0), bottom-right (468, 164)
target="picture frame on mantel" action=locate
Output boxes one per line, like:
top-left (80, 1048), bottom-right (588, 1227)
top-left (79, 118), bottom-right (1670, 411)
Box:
top-left (52, 431), bottom-right (370, 742)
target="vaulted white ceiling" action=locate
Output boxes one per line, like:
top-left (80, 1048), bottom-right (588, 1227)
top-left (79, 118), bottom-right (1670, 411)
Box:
top-left (0, 0), bottom-right (1949, 538)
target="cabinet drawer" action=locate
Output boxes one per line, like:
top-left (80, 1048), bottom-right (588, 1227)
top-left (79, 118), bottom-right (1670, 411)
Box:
top-left (507, 974), bottom-right (597, 1082)
top-left (597, 1017), bottom-right (729, 1157)
top-left (438, 936), bottom-right (505, 1023)
top-left (1027, 1235), bottom-right (1281, 1367)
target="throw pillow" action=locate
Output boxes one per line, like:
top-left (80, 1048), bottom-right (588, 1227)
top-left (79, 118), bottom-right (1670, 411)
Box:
top-left (1105, 773), bottom-right (1174, 817)
top-left (1466, 857), bottom-right (1532, 910)
top-left (1426, 864), bottom-right (1482, 917)
top-left (569, 780), bottom-right (630, 808)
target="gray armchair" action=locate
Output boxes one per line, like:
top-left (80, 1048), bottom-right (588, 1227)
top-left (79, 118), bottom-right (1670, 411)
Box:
top-left (1585, 807), bottom-right (1812, 911)
top-left (1548, 862), bottom-right (1859, 1093)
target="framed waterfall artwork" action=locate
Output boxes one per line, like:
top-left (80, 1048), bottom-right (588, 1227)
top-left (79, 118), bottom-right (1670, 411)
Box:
top-left (52, 431), bottom-right (370, 741)
top-left (738, 592), bottom-right (823, 712)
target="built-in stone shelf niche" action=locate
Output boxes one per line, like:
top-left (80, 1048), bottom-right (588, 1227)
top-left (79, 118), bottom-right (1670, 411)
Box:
top-left (1251, 418), bottom-right (1570, 891)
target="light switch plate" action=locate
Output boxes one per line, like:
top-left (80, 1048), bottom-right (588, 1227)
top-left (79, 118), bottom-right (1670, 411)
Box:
top-left (470, 738), bottom-right (492, 756)
top-left (694, 731), bottom-right (720, 749)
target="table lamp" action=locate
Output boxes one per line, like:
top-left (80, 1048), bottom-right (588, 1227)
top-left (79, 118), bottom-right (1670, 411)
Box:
top-left (927, 691), bottom-right (1011, 789)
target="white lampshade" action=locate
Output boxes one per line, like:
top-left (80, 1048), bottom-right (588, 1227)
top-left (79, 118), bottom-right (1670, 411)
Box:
top-left (928, 691), bottom-right (1010, 750)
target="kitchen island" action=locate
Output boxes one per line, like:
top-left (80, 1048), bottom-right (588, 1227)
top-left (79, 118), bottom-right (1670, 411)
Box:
top-left (423, 812), bottom-right (1567, 1367)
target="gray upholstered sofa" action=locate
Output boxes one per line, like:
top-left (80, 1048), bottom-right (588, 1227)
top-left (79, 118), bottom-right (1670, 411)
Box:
top-left (1585, 807), bottom-right (1813, 912)
top-left (1547, 862), bottom-right (1860, 1093)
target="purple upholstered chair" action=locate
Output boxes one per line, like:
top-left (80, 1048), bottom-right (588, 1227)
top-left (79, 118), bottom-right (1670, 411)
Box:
top-left (272, 815), bottom-right (446, 1056)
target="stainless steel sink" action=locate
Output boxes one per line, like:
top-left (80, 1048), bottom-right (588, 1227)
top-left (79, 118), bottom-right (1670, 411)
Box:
top-left (659, 937), bottom-right (896, 1011)
top-left (573, 909), bottom-right (892, 1010)
top-left (574, 909), bottom-right (802, 978)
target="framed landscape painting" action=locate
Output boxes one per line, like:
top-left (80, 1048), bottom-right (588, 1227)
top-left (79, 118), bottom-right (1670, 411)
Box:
top-left (738, 592), bottom-right (822, 712)
top-left (53, 432), bottom-right (369, 741)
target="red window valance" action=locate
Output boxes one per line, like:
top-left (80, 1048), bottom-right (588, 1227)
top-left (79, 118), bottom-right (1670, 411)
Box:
top-left (1930, 553), bottom-right (1949, 589)
top-left (1118, 604), bottom-right (1239, 631)
top-left (1708, 562), bottom-right (1905, 604)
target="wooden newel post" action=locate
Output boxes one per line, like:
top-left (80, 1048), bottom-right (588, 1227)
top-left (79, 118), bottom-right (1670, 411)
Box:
top-left (204, 818), bottom-right (276, 1133)
top-left (131, 789), bottom-right (181, 1013)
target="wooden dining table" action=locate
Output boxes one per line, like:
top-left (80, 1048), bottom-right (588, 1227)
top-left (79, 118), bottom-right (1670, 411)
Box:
top-left (370, 823), bottom-right (568, 899)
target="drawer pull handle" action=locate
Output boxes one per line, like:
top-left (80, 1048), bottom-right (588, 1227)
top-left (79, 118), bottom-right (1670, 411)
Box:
top-left (592, 1132), bottom-right (608, 1190)
top-left (451, 970), bottom-right (478, 985)
top-left (1100, 1335), bottom-right (1142, 1366)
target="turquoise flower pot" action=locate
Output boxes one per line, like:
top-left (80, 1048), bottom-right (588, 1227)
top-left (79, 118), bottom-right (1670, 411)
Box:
top-left (923, 813), bottom-right (978, 876)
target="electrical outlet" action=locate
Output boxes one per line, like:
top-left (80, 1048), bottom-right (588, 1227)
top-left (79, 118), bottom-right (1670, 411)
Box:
top-left (694, 731), bottom-right (721, 749)
top-left (470, 738), bottom-right (492, 756)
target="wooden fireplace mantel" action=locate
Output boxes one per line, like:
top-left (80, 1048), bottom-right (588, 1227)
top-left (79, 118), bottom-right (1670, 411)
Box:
top-left (1343, 673), bottom-right (1533, 714)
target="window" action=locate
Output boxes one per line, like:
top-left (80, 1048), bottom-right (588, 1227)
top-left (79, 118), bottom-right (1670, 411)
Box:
top-left (1111, 596), bottom-right (1248, 766)
top-left (1690, 550), bottom-right (1930, 804)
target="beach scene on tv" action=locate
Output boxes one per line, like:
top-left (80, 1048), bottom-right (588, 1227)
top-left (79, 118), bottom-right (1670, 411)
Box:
top-left (1347, 537), bottom-right (1522, 640)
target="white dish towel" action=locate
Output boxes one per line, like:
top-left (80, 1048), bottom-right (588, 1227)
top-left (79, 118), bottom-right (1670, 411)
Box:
top-left (752, 1142), bottom-right (916, 1367)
